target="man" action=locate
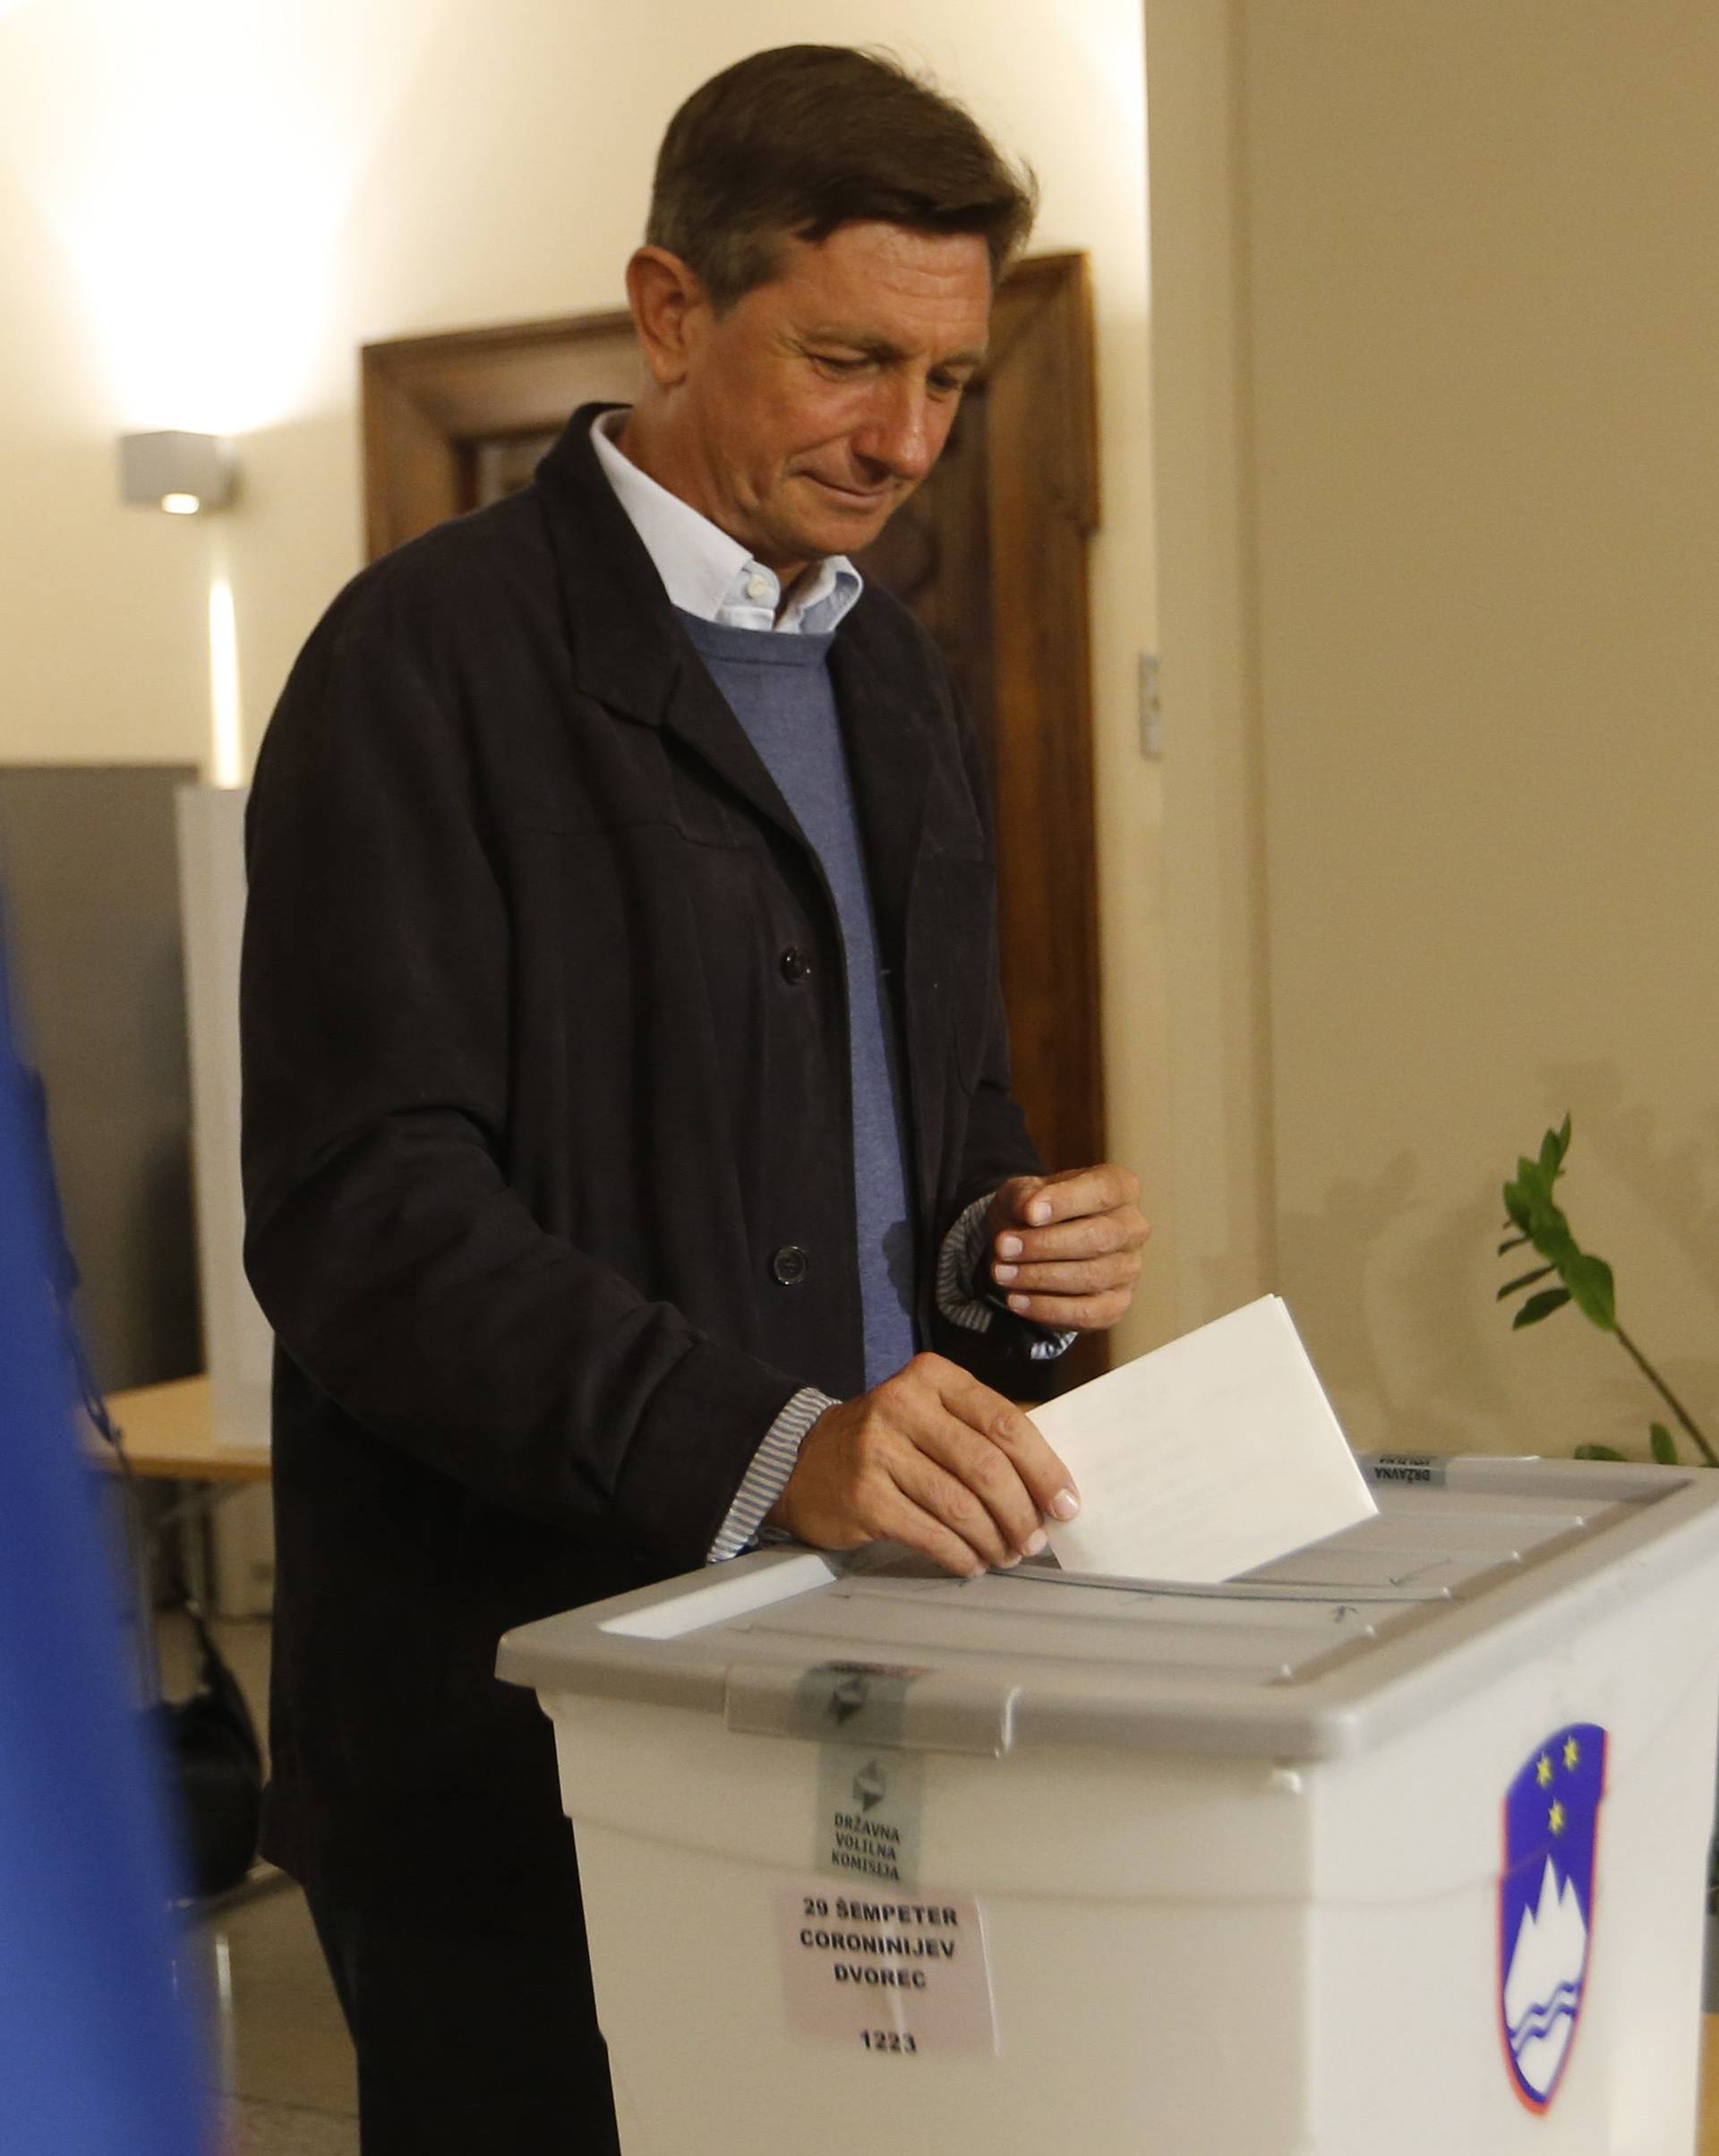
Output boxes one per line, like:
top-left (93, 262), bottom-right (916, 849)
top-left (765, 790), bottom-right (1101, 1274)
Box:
top-left (242, 43), bottom-right (1147, 2154)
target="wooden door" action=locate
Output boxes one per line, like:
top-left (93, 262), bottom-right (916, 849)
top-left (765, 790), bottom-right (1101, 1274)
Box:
top-left (363, 255), bottom-right (1105, 1376)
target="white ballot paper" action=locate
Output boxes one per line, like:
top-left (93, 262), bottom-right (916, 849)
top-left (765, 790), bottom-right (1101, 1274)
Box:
top-left (1030, 1296), bottom-right (1376, 1583)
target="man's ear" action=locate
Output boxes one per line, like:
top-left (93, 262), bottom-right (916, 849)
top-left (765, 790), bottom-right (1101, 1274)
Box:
top-left (625, 245), bottom-right (709, 389)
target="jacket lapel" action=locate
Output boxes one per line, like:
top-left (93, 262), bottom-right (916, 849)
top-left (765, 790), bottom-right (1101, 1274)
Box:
top-left (534, 407), bottom-right (938, 957)
top-left (829, 608), bottom-right (947, 1222)
top-left (533, 405), bottom-right (951, 1216)
top-left (826, 604), bottom-right (936, 973)
top-left (657, 656), bottom-right (808, 852)
top-left (530, 406), bottom-right (807, 851)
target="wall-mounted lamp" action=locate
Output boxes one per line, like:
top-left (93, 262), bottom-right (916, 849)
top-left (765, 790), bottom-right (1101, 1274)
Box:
top-left (118, 431), bottom-right (236, 515)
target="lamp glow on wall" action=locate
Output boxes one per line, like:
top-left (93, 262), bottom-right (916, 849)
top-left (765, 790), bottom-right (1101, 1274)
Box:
top-left (117, 430), bottom-right (245, 790)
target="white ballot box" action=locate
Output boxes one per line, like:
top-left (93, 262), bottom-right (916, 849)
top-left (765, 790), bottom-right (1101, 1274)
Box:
top-left (496, 1457), bottom-right (1719, 2155)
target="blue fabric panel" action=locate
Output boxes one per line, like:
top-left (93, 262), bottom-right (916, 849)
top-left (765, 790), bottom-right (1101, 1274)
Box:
top-left (0, 914), bottom-right (210, 2155)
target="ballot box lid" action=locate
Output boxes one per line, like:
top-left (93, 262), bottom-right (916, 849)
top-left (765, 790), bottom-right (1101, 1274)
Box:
top-left (496, 1456), bottom-right (1719, 1760)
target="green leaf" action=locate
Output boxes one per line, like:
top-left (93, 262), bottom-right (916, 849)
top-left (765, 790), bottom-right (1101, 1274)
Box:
top-left (1513, 1287), bottom-right (1572, 1329)
top-left (1502, 1125), bottom-right (1578, 1252)
top-left (1650, 1423), bottom-right (1679, 1466)
top-left (1527, 1216), bottom-right (1578, 1270)
top-left (1497, 1234), bottom-right (1530, 1255)
top-left (1496, 1266), bottom-right (1556, 1301)
top-left (1525, 1180), bottom-right (1568, 1227)
top-left (1563, 1251), bottom-right (1617, 1331)
top-left (1527, 1185), bottom-right (1578, 1251)
top-left (1574, 1443), bottom-right (1629, 1462)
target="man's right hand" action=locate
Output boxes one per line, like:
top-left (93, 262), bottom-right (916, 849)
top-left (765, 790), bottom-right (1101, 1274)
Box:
top-left (765, 1352), bottom-right (1080, 1578)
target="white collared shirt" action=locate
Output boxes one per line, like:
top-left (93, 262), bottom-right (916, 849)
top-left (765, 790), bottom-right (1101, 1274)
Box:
top-left (590, 409), bottom-right (863, 637)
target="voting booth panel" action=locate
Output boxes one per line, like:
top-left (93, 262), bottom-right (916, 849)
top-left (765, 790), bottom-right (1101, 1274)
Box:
top-left (498, 1460), bottom-right (1719, 2156)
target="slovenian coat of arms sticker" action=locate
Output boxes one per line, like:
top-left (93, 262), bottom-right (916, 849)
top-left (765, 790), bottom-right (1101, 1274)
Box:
top-left (1499, 1723), bottom-right (1608, 2112)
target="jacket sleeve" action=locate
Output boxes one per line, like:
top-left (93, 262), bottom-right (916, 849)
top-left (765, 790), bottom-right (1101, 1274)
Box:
top-left (240, 619), bottom-right (800, 1569)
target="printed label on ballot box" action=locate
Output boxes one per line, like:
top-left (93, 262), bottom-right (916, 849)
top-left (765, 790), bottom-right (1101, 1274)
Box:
top-left (777, 1882), bottom-right (997, 2055)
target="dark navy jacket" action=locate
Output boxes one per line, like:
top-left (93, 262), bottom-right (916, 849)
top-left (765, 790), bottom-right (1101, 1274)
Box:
top-left (240, 406), bottom-right (1050, 1917)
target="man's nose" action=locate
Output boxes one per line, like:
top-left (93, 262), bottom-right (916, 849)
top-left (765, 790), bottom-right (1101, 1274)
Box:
top-left (852, 379), bottom-right (937, 483)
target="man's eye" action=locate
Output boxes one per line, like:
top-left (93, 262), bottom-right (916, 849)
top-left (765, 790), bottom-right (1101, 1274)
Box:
top-left (811, 354), bottom-right (869, 374)
top-left (929, 373), bottom-right (971, 398)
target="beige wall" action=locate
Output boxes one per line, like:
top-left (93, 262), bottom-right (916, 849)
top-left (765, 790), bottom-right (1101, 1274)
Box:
top-left (0, 0), bottom-right (1176, 1350)
top-left (13, 0), bottom-right (1710, 1434)
top-left (1148, 1), bottom-right (1719, 1456)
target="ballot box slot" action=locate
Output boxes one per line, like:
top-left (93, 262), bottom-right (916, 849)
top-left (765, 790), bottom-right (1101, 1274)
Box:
top-left (834, 1575), bottom-right (1388, 1633)
top-left (1240, 1548), bottom-right (1515, 1594)
top-left (842, 1553), bottom-right (1449, 1606)
top-left (722, 1615), bottom-right (1304, 1685)
top-left (737, 1602), bottom-right (1310, 1667)
top-left (1010, 1570), bottom-right (1456, 1606)
top-left (734, 1596), bottom-right (1351, 1675)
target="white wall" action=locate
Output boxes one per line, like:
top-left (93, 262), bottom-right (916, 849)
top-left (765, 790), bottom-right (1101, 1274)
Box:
top-left (1147, 0), bottom-right (1719, 1459)
top-left (0, 0), bottom-right (1176, 1353)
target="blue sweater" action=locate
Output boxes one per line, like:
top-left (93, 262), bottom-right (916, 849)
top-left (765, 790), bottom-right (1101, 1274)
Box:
top-left (679, 609), bottom-right (916, 1387)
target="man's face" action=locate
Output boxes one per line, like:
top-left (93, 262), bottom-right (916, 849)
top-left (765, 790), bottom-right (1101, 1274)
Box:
top-left (667, 220), bottom-right (993, 578)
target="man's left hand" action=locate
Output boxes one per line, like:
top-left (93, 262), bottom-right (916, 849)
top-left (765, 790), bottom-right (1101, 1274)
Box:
top-left (984, 1165), bottom-right (1149, 1332)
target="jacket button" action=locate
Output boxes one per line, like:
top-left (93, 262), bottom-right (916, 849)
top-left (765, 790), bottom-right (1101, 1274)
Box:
top-left (780, 946), bottom-right (814, 984)
top-left (771, 1245), bottom-right (810, 1286)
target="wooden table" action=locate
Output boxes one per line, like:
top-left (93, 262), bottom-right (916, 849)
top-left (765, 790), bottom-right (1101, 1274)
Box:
top-left (103, 1373), bottom-right (270, 1484)
top-left (95, 1374), bottom-right (270, 1693)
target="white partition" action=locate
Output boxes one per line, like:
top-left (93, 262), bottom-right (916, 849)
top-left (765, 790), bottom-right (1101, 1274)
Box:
top-left (176, 784), bottom-right (274, 1615)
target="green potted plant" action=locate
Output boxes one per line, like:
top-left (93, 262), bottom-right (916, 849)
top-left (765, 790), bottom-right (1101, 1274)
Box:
top-left (1497, 1116), bottom-right (1715, 1467)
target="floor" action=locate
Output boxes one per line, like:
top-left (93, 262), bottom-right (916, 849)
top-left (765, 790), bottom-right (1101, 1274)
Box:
top-left (158, 1613), bottom-right (360, 2156)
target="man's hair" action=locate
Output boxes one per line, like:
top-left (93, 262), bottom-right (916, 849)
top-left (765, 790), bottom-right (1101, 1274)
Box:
top-left (646, 46), bottom-right (1038, 311)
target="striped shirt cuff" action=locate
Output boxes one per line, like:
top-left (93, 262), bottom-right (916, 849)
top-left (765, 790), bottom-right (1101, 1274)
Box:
top-left (707, 1385), bottom-right (838, 1563)
top-left (936, 1192), bottom-right (1078, 1364)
